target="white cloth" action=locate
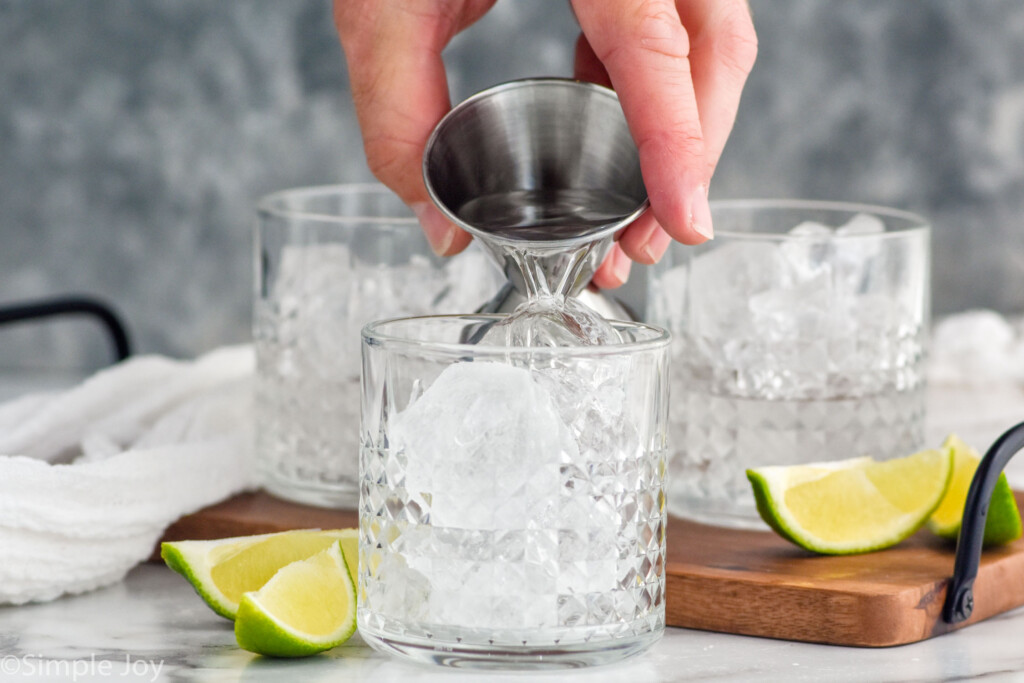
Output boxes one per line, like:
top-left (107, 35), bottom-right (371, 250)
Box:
top-left (0, 346), bottom-right (256, 605)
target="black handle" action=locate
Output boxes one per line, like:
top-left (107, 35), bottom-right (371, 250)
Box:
top-left (0, 296), bottom-right (132, 363)
top-left (943, 421), bottom-right (1024, 623)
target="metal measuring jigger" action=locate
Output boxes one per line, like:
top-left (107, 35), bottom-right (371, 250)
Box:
top-left (422, 78), bottom-right (648, 319)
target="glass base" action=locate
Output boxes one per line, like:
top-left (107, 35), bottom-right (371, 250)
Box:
top-left (261, 473), bottom-right (358, 510)
top-left (360, 629), bottom-right (662, 670)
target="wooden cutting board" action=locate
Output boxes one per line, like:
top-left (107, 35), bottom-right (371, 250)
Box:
top-left (158, 491), bottom-right (1024, 647)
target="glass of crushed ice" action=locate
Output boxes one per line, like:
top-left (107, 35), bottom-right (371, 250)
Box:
top-left (358, 314), bottom-right (670, 668)
top-left (648, 200), bottom-right (930, 529)
top-left (254, 185), bottom-right (503, 508)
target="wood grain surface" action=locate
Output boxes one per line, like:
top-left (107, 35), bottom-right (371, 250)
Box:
top-left (157, 491), bottom-right (1024, 647)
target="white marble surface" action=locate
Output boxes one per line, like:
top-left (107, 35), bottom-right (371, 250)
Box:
top-left (1, 563), bottom-right (1023, 682)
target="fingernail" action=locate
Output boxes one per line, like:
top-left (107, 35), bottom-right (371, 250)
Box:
top-left (690, 184), bottom-right (714, 240)
top-left (642, 228), bottom-right (673, 264)
top-left (613, 248), bottom-right (632, 285)
top-left (411, 202), bottom-right (454, 255)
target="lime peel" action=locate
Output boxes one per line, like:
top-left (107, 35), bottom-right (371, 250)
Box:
top-left (234, 541), bottom-right (358, 657)
top-left (748, 448), bottom-right (954, 555)
top-left (927, 434), bottom-right (1023, 546)
top-left (161, 529), bottom-right (358, 620)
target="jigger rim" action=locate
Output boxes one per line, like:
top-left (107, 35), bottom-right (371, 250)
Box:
top-left (422, 77), bottom-right (650, 249)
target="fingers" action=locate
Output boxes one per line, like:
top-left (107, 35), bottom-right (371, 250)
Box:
top-left (592, 243), bottom-right (633, 289)
top-left (575, 0), bottom-right (757, 264)
top-left (572, 0), bottom-right (713, 245)
top-left (576, 33), bottom-right (677, 267)
top-left (334, 1), bottom-right (491, 255)
top-left (676, 0), bottom-right (758, 173)
top-left (617, 212), bottom-right (673, 264)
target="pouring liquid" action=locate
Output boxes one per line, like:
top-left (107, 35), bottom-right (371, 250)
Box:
top-left (456, 188), bottom-right (638, 346)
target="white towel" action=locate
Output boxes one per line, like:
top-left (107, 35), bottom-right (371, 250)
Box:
top-left (0, 346), bottom-right (256, 605)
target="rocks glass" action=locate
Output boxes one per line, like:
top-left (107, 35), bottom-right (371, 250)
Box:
top-left (254, 184), bottom-right (500, 508)
top-left (358, 315), bottom-right (670, 668)
top-left (648, 200), bottom-right (930, 528)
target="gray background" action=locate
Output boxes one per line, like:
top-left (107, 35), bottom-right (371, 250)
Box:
top-left (1, 0), bottom-right (1022, 371)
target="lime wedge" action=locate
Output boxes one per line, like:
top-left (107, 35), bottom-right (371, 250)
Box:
top-left (161, 529), bottom-right (358, 620)
top-left (234, 541), bottom-right (357, 657)
top-left (747, 448), bottom-right (953, 555)
top-left (927, 434), bottom-right (1022, 546)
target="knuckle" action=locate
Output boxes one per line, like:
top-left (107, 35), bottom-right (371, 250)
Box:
top-left (362, 136), bottom-right (415, 183)
top-left (716, 4), bottom-right (759, 75)
top-left (639, 127), bottom-right (705, 163)
top-left (634, 5), bottom-right (683, 39)
top-left (634, 6), bottom-right (691, 60)
top-left (596, 4), bottom-right (691, 67)
top-left (365, 152), bottom-right (407, 189)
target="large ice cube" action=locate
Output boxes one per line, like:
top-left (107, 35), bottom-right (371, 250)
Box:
top-left (258, 242), bottom-right (505, 487)
top-left (391, 362), bottom-right (574, 530)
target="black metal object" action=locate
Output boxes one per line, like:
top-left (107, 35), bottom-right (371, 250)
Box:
top-left (0, 296), bottom-right (132, 363)
top-left (943, 421), bottom-right (1024, 623)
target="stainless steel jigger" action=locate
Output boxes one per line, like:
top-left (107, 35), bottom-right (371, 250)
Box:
top-left (422, 78), bottom-right (648, 319)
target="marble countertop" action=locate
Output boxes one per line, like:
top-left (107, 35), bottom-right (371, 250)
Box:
top-left (0, 562), bottom-right (1022, 682)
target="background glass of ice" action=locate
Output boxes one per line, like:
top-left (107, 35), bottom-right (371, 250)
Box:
top-left (254, 185), bottom-right (503, 508)
top-left (647, 200), bottom-right (930, 529)
top-left (359, 315), bottom-right (670, 669)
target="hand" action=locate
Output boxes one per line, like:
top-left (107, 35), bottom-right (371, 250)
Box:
top-left (335, 0), bottom-right (757, 288)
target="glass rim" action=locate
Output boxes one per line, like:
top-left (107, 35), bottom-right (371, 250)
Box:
top-left (362, 314), bottom-right (671, 357)
top-left (256, 183), bottom-right (419, 225)
top-left (706, 198), bottom-right (930, 241)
